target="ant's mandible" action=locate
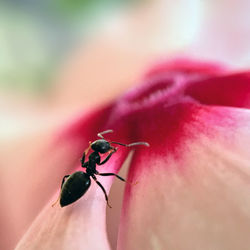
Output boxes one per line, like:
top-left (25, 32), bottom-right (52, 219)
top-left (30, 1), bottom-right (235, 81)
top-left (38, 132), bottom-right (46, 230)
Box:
top-left (53, 129), bottom-right (149, 208)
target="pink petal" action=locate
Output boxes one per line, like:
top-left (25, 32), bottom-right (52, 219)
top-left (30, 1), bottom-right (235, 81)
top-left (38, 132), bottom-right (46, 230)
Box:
top-left (118, 103), bottom-right (250, 250)
top-left (15, 149), bottom-right (127, 250)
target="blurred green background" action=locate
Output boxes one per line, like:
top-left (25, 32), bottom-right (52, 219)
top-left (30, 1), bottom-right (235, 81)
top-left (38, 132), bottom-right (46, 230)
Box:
top-left (0, 0), bottom-right (139, 96)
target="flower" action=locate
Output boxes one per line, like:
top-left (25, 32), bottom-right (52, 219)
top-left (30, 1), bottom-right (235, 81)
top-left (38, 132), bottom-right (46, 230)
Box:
top-left (12, 58), bottom-right (250, 250)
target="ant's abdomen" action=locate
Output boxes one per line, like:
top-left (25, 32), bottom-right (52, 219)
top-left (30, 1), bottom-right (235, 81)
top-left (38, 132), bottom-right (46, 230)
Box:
top-left (60, 171), bottom-right (91, 207)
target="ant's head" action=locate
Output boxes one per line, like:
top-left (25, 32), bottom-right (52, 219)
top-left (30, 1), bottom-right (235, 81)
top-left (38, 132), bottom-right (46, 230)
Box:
top-left (91, 139), bottom-right (113, 154)
top-left (91, 129), bottom-right (149, 154)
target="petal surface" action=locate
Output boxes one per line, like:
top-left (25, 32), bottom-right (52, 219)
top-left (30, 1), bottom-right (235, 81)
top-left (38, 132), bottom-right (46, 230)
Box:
top-left (15, 149), bottom-right (127, 250)
top-left (13, 103), bottom-right (134, 250)
top-left (118, 103), bottom-right (250, 250)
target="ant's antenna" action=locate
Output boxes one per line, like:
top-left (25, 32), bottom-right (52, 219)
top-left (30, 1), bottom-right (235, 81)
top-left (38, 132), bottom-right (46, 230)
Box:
top-left (97, 129), bottom-right (113, 139)
top-left (98, 130), bottom-right (150, 147)
top-left (111, 141), bottom-right (150, 147)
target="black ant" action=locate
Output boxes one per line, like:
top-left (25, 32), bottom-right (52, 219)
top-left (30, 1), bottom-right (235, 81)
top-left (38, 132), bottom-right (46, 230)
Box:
top-left (53, 130), bottom-right (149, 208)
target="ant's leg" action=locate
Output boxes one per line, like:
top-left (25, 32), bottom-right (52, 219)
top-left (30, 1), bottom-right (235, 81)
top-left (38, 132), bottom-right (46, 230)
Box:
top-left (81, 142), bottom-right (92, 167)
top-left (82, 161), bottom-right (89, 168)
top-left (80, 152), bottom-right (86, 165)
top-left (92, 176), bottom-right (112, 208)
top-left (97, 172), bottom-right (138, 186)
top-left (52, 175), bottom-right (70, 207)
top-left (61, 175), bottom-right (70, 188)
top-left (97, 129), bottom-right (113, 139)
top-left (97, 150), bottom-right (116, 165)
top-left (97, 173), bottom-right (125, 182)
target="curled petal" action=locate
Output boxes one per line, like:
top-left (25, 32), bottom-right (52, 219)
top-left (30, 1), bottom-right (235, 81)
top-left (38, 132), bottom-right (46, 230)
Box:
top-left (15, 149), bottom-right (128, 250)
top-left (144, 58), bottom-right (228, 78)
top-left (15, 195), bottom-right (110, 250)
top-left (118, 104), bottom-right (250, 250)
top-left (186, 72), bottom-right (250, 108)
